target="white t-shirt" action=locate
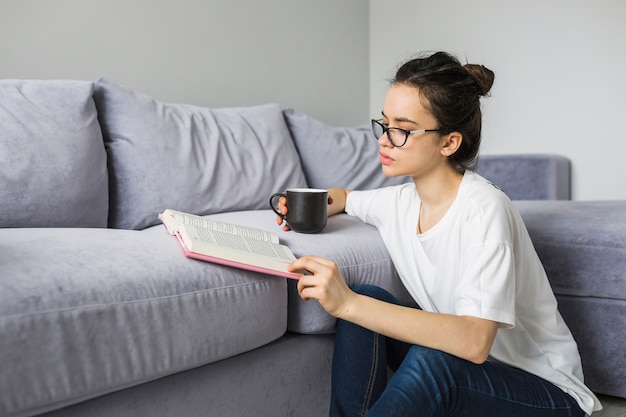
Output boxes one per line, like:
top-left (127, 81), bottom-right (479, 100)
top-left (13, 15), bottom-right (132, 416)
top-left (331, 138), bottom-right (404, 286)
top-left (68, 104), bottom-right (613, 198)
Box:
top-left (345, 171), bottom-right (601, 415)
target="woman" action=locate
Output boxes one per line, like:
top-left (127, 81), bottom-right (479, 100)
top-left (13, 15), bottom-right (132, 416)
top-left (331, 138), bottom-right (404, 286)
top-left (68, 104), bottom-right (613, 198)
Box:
top-left (277, 51), bottom-right (600, 416)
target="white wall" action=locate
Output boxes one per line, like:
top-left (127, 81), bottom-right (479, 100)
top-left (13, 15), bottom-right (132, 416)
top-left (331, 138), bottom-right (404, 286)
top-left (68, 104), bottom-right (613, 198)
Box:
top-left (370, 0), bottom-right (626, 200)
top-left (0, 0), bottom-right (369, 125)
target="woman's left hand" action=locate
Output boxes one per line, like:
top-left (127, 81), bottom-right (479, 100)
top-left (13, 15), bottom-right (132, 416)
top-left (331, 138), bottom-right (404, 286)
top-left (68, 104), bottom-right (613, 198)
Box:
top-left (288, 255), bottom-right (355, 318)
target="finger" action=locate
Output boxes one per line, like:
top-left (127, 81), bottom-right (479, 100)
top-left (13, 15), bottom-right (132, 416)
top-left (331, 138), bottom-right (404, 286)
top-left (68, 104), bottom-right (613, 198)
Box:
top-left (298, 255), bottom-right (338, 271)
top-left (297, 274), bottom-right (324, 300)
top-left (278, 196), bottom-right (288, 212)
top-left (298, 284), bottom-right (316, 301)
top-left (288, 255), bottom-right (326, 274)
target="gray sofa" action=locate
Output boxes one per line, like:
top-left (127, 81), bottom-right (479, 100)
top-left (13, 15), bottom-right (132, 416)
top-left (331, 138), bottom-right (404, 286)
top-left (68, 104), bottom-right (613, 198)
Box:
top-left (1, 79), bottom-right (624, 417)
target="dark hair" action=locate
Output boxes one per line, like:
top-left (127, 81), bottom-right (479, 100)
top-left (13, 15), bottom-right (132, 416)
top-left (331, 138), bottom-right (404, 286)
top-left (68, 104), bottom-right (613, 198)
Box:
top-left (392, 51), bottom-right (495, 173)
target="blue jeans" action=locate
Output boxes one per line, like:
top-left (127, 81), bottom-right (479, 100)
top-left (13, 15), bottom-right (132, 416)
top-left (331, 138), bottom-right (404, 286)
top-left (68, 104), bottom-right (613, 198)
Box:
top-left (330, 285), bottom-right (584, 417)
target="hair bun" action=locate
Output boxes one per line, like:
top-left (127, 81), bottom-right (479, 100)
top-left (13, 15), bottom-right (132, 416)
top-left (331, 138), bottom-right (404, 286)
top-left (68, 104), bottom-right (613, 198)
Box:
top-left (464, 64), bottom-right (495, 96)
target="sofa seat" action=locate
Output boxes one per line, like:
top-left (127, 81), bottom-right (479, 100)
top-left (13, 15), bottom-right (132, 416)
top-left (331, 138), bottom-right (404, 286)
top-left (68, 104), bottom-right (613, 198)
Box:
top-left (0, 226), bottom-right (287, 417)
top-left (515, 200), bottom-right (626, 398)
top-left (0, 209), bottom-right (412, 417)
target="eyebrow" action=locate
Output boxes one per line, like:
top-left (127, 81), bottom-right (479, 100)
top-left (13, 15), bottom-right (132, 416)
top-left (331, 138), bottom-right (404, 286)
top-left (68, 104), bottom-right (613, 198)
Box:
top-left (381, 111), bottom-right (418, 126)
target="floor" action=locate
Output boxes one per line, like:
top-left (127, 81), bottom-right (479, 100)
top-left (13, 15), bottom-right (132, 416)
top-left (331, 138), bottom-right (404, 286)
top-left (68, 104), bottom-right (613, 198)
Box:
top-left (594, 395), bottom-right (626, 417)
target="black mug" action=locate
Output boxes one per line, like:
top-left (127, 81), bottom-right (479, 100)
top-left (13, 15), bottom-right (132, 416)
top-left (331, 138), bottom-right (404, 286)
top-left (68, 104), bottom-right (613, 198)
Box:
top-left (269, 188), bottom-right (328, 234)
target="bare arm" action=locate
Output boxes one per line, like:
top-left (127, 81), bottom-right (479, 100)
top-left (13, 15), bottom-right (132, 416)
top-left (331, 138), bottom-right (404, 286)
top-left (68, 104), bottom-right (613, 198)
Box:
top-left (289, 255), bottom-right (499, 364)
top-left (340, 291), bottom-right (498, 364)
top-left (327, 188), bottom-right (351, 216)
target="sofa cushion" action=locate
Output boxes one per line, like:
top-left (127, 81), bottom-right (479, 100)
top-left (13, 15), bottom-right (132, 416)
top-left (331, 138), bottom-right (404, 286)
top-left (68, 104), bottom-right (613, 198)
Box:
top-left (208, 210), bottom-right (414, 334)
top-left (515, 200), bottom-right (626, 398)
top-left (476, 154), bottom-right (571, 200)
top-left (0, 226), bottom-right (287, 417)
top-left (283, 108), bottom-right (411, 191)
top-left (515, 200), bottom-right (626, 299)
top-left (555, 295), bottom-right (626, 398)
top-left (93, 78), bottom-right (308, 230)
top-left (0, 80), bottom-right (108, 228)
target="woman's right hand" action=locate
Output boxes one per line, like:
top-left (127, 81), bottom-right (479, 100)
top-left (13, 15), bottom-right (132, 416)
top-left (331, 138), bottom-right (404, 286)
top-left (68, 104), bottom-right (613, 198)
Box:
top-left (289, 255), bottom-right (356, 318)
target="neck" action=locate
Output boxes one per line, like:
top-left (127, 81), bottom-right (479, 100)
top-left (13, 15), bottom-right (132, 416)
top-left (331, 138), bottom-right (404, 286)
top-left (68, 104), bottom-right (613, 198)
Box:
top-left (413, 165), bottom-right (464, 208)
top-left (414, 166), bottom-right (464, 234)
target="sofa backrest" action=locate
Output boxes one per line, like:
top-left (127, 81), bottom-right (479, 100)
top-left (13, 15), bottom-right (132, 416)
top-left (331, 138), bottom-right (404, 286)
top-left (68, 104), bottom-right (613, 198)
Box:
top-left (0, 80), bottom-right (109, 228)
top-left (0, 78), bottom-right (570, 231)
top-left (476, 154), bottom-right (571, 200)
top-left (93, 78), bottom-right (308, 230)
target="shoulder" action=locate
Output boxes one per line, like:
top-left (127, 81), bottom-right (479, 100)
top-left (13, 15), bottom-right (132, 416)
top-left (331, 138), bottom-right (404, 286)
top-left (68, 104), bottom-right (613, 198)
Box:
top-left (463, 171), bottom-right (507, 197)
top-left (457, 171), bottom-right (523, 240)
top-left (461, 171), bottom-right (514, 211)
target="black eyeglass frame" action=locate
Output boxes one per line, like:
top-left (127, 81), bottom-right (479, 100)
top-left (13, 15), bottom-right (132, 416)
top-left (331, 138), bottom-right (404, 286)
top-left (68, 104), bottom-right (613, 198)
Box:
top-left (371, 119), bottom-right (441, 148)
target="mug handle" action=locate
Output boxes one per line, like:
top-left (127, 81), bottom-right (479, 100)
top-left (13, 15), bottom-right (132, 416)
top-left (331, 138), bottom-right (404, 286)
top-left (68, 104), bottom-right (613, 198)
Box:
top-left (269, 192), bottom-right (287, 219)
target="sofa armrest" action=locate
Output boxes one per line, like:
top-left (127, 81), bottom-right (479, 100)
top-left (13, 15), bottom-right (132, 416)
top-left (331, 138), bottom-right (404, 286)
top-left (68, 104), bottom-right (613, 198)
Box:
top-left (475, 154), bottom-right (571, 200)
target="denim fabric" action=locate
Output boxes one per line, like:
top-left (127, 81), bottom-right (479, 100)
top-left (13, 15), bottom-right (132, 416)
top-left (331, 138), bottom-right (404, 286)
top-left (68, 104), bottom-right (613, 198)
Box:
top-left (330, 285), bottom-right (584, 417)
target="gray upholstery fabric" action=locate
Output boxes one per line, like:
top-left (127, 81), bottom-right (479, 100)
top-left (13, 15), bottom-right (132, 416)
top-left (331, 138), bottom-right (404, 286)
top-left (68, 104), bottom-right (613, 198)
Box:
top-left (515, 200), bottom-right (626, 397)
top-left (556, 295), bottom-right (626, 399)
top-left (207, 210), bottom-right (415, 334)
top-left (476, 154), bottom-right (571, 200)
top-left (40, 334), bottom-right (334, 417)
top-left (0, 80), bottom-right (108, 228)
top-left (515, 200), bottom-right (626, 298)
top-left (93, 79), bottom-right (308, 230)
top-left (0, 226), bottom-right (287, 417)
top-left (283, 108), bottom-right (411, 190)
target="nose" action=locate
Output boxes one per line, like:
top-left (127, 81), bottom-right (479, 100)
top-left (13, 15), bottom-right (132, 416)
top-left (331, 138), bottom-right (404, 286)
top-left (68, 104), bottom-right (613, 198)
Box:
top-left (377, 132), bottom-right (393, 148)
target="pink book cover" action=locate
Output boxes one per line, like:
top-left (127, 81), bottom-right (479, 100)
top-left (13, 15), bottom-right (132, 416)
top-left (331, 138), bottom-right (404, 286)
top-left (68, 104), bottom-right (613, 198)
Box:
top-left (174, 231), bottom-right (301, 280)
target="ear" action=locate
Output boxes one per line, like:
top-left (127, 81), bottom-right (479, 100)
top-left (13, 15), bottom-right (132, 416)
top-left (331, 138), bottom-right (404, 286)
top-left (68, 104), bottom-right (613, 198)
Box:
top-left (440, 132), bottom-right (462, 157)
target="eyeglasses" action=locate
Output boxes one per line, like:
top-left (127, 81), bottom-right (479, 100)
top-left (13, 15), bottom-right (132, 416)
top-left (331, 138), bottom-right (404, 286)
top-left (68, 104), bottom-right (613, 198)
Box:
top-left (371, 119), bottom-right (441, 148)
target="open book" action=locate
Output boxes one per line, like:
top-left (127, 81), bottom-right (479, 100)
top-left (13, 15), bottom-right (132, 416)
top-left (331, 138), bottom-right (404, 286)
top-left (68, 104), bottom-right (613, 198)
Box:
top-left (159, 209), bottom-right (302, 280)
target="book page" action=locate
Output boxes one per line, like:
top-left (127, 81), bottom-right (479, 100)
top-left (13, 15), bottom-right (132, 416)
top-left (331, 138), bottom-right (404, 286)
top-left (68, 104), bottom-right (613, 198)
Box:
top-left (160, 209), bottom-right (279, 244)
top-left (181, 224), bottom-right (295, 263)
top-left (175, 231), bottom-right (301, 280)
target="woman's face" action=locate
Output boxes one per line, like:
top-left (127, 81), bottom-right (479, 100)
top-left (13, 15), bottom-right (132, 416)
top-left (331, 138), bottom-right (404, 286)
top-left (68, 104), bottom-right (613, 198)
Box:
top-left (377, 83), bottom-right (449, 180)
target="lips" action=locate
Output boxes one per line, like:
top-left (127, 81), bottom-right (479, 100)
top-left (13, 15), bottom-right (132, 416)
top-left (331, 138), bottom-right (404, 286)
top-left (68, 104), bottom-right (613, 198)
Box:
top-left (379, 151), bottom-right (394, 165)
